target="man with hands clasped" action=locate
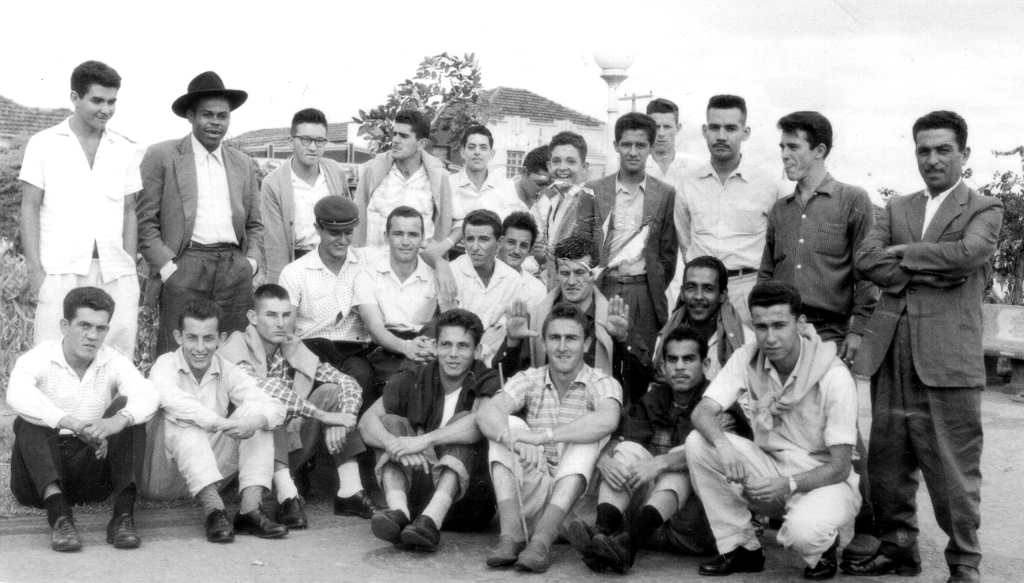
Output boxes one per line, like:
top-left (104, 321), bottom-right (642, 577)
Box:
top-left (686, 281), bottom-right (860, 580)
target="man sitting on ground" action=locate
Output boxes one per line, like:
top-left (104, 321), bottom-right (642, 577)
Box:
top-left (219, 284), bottom-right (377, 525)
top-left (686, 281), bottom-right (860, 580)
top-left (567, 326), bottom-right (750, 573)
top-left (142, 299), bottom-right (288, 543)
top-left (359, 310), bottom-right (500, 551)
top-left (477, 303), bottom-right (623, 573)
top-left (7, 287), bottom-right (159, 552)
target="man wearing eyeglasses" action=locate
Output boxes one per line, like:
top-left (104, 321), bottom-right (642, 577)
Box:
top-left (261, 109), bottom-right (352, 284)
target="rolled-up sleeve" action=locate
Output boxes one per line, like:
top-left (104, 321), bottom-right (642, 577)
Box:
top-left (703, 345), bottom-right (751, 412)
top-left (820, 367), bottom-right (858, 447)
top-left (110, 355), bottom-right (159, 424)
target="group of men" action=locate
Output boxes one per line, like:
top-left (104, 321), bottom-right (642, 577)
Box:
top-left (8, 59), bottom-right (998, 583)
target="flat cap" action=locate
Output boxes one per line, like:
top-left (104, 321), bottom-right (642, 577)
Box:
top-left (314, 196), bottom-right (359, 229)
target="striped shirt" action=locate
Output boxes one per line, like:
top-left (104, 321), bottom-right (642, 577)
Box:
top-left (500, 364), bottom-right (622, 468)
top-left (236, 350), bottom-right (362, 419)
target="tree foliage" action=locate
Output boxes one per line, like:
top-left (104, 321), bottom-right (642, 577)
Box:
top-left (0, 137), bottom-right (28, 253)
top-left (352, 52), bottom-right (500, 154)
top-left (978, 147), bottom-right (1024, 303)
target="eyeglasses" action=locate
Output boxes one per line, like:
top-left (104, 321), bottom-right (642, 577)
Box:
top-left (293, 135), bottom-right (328, 148)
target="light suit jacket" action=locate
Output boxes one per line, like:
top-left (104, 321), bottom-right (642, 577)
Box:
top-left (853, 181), bottom-right (1002, 387)
top-left (137, 135), bottom-right (264, 275)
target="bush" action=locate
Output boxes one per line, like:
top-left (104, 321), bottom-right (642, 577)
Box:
top-left (0, 137), bottom-right (27, 252)
top-left (0, 247), bottom-right (34, 395)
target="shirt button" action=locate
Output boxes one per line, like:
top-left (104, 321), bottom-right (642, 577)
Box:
top-left (801, 214), bottom-right (806, 219)
top-left (797, 265), bottom-right (802, 269)
top-left (909, 288), bottom-right (916, 294)
top-left (799, 238), bottom-right (804, 243)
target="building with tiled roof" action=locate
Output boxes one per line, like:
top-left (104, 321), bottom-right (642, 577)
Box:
top-left (482, 87), bottom-right (602, 128)
top-left (0, 95), bottom-right (72, 149)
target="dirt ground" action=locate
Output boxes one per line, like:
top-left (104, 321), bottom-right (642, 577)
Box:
top-left (1, 383), bottom-right (1023, 583)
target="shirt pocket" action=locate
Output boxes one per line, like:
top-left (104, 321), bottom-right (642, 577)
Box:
top-left (814, 221), bottom-right (848, 257)
top-left (734, 201), bottom-right (768, 234)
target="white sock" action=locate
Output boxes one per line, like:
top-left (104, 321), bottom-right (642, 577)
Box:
top-left (420, 490), bottom-right (453, 527)
top-left (336, 461), bottom-right (362, 498)
top-left (273, 468), bottom-right (299, 503)
top-left (385, 491), bottom-right (410, 519)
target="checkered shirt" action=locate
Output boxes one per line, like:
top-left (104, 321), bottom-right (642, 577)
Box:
top-left (236, 351), bottom-right (362, 420)
top-left (365, 165), bottom-right (435, 248)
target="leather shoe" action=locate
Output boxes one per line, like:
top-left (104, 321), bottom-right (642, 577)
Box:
top-left (51, 515), bottom-right (82, 552)
top-left (106, 513), bottom-right (141, 549)
top-left (515, 540), bottom-right (551, 573)
top-left (486, 534), bottom-right (526, 567)
top-left (204, 509), bottom-right (235, 543)
top-left (948, 565), bottom-right (981, 583)
top-left (592, 531), bottom-right (632, 574)
top-left (334, 490), bottom-right (380, 519)
top-left (276, 496), bottom-right (308, 530)
top-left (842, 532), bottom-right (882, 563)
top-left (840, 545), bottom-right (922, 577)
top-left (804, 536), bottom-right (838, 580)
top-left (699, 546), bottom-right (765, 576)
top-left (565, 518), bottom-right (606, 573)
top-left (371, 509), bottom-right (411, 544)
top-left (233, 504), bottom-right (289, 539)
top-left (400, 515), bottom-right (441, 551)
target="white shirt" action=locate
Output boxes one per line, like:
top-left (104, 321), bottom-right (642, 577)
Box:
top-left (278, 247), bottom-right (381, 342)
top-left (189, 133), bottom-right (236, 245)
top-left (676, 157), bottom-right (784, 270)
top-left (365, 165), bottom-right (435, 248)
top-left (291, 164), bottom-right (331, 250)
top-left (921, 178), bottom-right (961, 237)
top-left (646, 153), bottom-right (692, 193)
top-left (449, 169), bottom-right (528, 219)
top-left (607, 178), bottom-right (648, 275)
top-left (450, 254), bottom-right (524, 357)
top-left (519, 269), bottom-right (548, 306)
top-left (18, 118), bottom-right (141, 280)
top-left (6, 341), bottom-right (158, 432)
top-left (353, 255), bottom-right (438, 333)
top-left (441, 388), bottom-right (463, 427)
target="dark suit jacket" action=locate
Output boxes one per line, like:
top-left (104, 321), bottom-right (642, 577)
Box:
top-left (137, 135), bottom-right (264, 276)
top-left (580, 174), bottom-right (678, 324)
top-left (853, 181), bottom-right (1002, 387)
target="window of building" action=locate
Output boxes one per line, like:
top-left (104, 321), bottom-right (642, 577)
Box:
top-left (506, 150), bottom-right (525, 178)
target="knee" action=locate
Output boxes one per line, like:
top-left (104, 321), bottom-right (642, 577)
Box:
top-left (380, 414), bottom-right (412, 437)
top-left (684, 431), bottom-right (714, 465)
top-left (308, 384), bottom-right (342, 409)
top-left (613, 440), bottom-right (649, 463)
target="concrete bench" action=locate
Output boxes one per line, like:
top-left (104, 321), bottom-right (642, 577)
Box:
top-left (982, 303), bottom-right (1024, 392)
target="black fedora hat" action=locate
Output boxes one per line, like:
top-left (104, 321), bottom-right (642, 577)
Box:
top-left (171, 71), bottom-right (248, 118)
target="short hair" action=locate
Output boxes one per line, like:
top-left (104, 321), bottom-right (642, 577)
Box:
top-left (614, 112), bottom-right (657, 145)
top-left (253, 283), bottom-right (290, 308)
top-left (523, 145), bottom-right (550, 175)
top-left (386, 205), bottom-right (425, 234)
top-left (684, 255), bottom-right (729, 293)
top-left (501, 211), bottom-right (539, 247)
top-left (663, 325), bottom-right (709, 361)
top-left (462, 209), bottom-right (502, 239)
top-left (460, 124), bottom-right (493, 149)
top-left (912, 110), bottom-right (968, 151)
top-left (549, 131), bottom-right (588, 163)
top-left (778, 111), bottom-right (833, 157)
top-left (646, 98), bottom-right (679, 123)
top-left (394, 109), bottom-right (431, 140)
top-left (70, 61), bottom-right (121, 97)
top-left (541, 302), bottom-right (591, 339)
top-left (177, 298), bottom-right (224, 332)
top-left (707, 94), bottom-right (747, 120)
top-left (434, 309), bottom-right (485, 347)
top-left (63, 286), bottom-right (115, 322)
top-left (291, 108), bottom-right (328, 134)
top-left (553, 234), bottom-right (600, 268)
top-left (748, 281), bottom-right (802, 318)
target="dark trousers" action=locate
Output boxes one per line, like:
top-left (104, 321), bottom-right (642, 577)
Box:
top-left (644, 495), bottom-right (717, 556)
top-left (10, 398), bottom-right (145, 507)
top-left (600, 276), bottom-right (661, 353)
top-left (156, 245), bottom-right (253, 356)
top-left (809, 317), bottom-right (875, 535)
top-left (302, 339), bottom-right (375, 415)
top-left (869, 313), bottom-right (983, 568)
top-left (375, 414), bottom-right (496, 532)
top-left (274, 383), bottom-right (367, 471)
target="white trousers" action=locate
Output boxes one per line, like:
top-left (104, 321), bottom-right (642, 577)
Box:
top-left (35, 259), bottom-right (139, 358)
top-left (602, 440), bottom-right (690, 503)
top-left (686, 432), bottom-right (860, 567)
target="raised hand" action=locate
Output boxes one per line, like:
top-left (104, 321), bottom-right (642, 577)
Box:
top-left (605, 295), bottom-right (631, 342)
top-left (505, 301), bottom-right (537, 344)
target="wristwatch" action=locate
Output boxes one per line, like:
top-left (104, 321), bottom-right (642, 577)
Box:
top-left (545, 428), bottom-right (555, 443)
top-left (788, 476), bottom-right (798, 494)
top-left (118, 409), bottom-right (135, 426)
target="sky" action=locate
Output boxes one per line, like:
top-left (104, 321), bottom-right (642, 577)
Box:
top-left (4, 0), bottom-right (1023, 202)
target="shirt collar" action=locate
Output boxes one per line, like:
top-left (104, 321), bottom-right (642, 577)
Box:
top-left (191, 132), bottom-right (223, 165)
top-left (377, 255), bottom-right (431, 282)
top-left (615, 176), bottom-right (647, 197)
top-left (48, 340), bottom-right (114, 370)
top-left (52, 117), bottom-right (116, 144)
top-left (928, 178), bottom-right (961, 202)
top-left (305, 246), bottom-right (367, 270)
top-left (785, 172), bottom-right (835, 204)
top-left (290, 162), bottom-right (326, 188)
top-left (389, 162), bottom-right (426, 182)
top-left (696, 155), bottom-right (750, 182)
top-left (543, 363), bottom-right (594, 392)
top-left (760, 337), bottom-right (805, 389)
top-left (456, 169), bottom-right (497, 191)
top-left (173, 347), bottom-right (223, 379)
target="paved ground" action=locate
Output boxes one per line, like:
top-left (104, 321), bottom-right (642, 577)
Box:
top-left (1, 383), bottom-right (1023, 583)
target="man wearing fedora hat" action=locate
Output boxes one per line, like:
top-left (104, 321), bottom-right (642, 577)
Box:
top-left (138, 71), bottom-right (265, 357)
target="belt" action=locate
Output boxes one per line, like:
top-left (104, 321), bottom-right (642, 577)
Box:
top-left (605, 273), bottom-right (647, 284)
top-left (726, 267), bottom-right (757, 278)
top-left (801, 305), bottom-right (848, 324)
top-left (187, 241), bottom-right (239, 251)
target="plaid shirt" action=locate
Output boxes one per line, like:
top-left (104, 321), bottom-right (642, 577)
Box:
top-left (500, 364), bottom-right (622, 468)
top-left (236, 351), bottom-right (362, 420)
